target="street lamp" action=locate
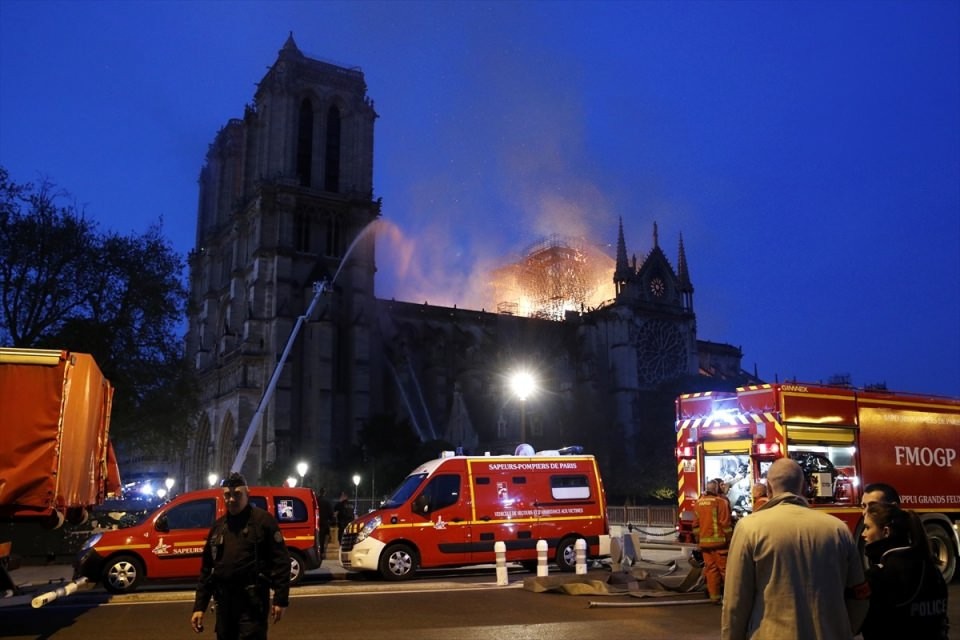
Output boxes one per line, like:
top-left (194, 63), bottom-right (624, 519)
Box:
top-left (296, 461), bottom-right (308, 486)
top-left (352, 474), bottom-right (361, 514)
top-left (165, 477), bottom-right (175, 497)
top-left (208, 473), bottom-right (219, 488)
top-left (509, 370), bottom-right (537, 443)
top-left (286, 476), bottom-right (298, 488)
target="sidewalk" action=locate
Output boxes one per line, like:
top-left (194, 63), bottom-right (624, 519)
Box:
top-left (6, 541), bottom-right (348, 595)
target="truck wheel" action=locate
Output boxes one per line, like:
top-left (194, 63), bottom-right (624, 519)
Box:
top-left (555, 537), bottom-right (578, 572)
top-left (288, 550), bottom-right (305, 585)
top-left (925, 523), bottom-right (957, 583)
top-left (103, 554), bottom-right (144, 593)
top-left (379, 543), bottom-right (417, 581)
top-left (66, 507), bottom-right (89, 526)
top-left (42, 509), bottom-right (65, 530)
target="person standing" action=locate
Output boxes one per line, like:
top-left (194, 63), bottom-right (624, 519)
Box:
top-left (861, 482), bottom-right (900, 510)
top-left (191, 473), bottom-right (291, 639)
top-left (860, 503), bottom-right (948, 639)
top-left (859, 482), bottom-right (901, 569)
top-left (334, 491), bottom-right (354, 543)
top-left (721, 458), bottom-right (870, 640)
top-left (317, 487), bottom-right (334, 555)
top-left (750, 482), bottom-right (769, 511)
top-left (692, 478), bottom-right (733, 604)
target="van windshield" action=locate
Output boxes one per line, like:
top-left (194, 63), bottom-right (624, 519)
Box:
top-left (381, 472), bottom-right (428, 508)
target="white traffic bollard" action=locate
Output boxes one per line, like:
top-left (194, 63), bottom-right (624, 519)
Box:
top-left (537, 539), bottom-right (549, 577)
top-left (495, 540), bottom-right (508, 585)
top-left (575, 538), bottom-right (587, 575)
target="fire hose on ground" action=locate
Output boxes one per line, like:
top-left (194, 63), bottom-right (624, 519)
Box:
top-left (31, 577), bottom-right (88, 608)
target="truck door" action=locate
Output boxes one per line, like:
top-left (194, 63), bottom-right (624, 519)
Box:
top-left (148, 497), bottom-right (217, 578)
top-left (408, 473), bottom-right (470, 568)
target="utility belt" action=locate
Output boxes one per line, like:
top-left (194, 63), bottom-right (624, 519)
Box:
top-left (213, 576), bottom-right (270, 615)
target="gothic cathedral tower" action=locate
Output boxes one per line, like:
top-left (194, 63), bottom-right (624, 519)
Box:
top-left (185, 35), bottom-right (379, 488)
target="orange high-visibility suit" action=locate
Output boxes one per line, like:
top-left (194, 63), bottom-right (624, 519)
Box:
top-left (693, 489), bottom-right (733, 602)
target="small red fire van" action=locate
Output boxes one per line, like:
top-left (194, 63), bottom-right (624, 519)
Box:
top-left (75, 486), bottom-right (321, 593)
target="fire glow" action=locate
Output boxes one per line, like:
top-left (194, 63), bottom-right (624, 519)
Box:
top-left (489, 234), bottom-right (615, 320)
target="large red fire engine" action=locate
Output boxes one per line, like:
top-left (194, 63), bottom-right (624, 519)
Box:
top-left (675, 383), bottom-right (960, 581)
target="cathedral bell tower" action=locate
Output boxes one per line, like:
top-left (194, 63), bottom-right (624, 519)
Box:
top-left (186, 34), bottom-right (380, 487)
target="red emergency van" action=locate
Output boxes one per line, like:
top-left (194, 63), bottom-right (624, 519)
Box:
top-left (340, 448), bottom-right (611, 580)
top-left (75, 486), bottom-right (322, 593)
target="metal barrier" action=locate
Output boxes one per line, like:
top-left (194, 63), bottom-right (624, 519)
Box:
top-left (607, 505), bottom-right (677, 528)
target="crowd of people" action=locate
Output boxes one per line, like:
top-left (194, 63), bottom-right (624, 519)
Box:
top-left (691, 462), bottom-right (950, 640)
top-left (183, 466), bottom-right (949, 639)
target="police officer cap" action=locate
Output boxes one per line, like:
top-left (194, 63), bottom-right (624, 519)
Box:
top-left (221, 472), bottom-right (248, 489)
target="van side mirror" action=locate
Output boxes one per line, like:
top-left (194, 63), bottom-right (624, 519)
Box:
top-left (155, 514), bottom-right (170, 533)
top-left (412, 495), bottom-right (429, 516)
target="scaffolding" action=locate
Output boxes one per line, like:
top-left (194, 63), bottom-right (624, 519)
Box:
top-left (492, 234), bottom-right (614, 321)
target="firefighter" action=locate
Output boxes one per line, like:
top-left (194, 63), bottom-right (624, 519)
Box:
top-left (751, 482), bottom-right (769, 511)
top-left (693, 478), bottom-right (733, 604)
top-left (191, 472), bottom-right (290, 639)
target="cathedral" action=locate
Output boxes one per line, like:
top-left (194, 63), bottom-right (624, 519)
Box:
top-left (183, 35), bottom-right (757, 498)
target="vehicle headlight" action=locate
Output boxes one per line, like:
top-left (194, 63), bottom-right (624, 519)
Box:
top-left (81, 533), bottom-right (103, 550)
top-left (354, 516), bottom-right (381, 543)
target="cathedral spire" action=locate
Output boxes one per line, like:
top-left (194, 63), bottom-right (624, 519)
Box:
top-left (677, 233), bottom-right (692, 291)
top-left (653, 221), bottom-right (659, 248)
top-left (282, 31), bottom-right (300, 53)
top-left (614, 217), bottom-right (632, 289)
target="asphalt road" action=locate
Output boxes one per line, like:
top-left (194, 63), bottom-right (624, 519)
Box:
top-left (3, 572), bottom-right (959, 640)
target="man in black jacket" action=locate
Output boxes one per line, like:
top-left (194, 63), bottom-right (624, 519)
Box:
top-left (191, 473), bottom-right (290, 639)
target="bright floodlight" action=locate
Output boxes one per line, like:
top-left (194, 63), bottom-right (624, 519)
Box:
top-left (352, 474), bottom-right (361, 487)
top-left (296, 461), bottom-right (308, 478)
top-left (208, 473), bottom-right (219, 488)
top-left (287, 476), bottom-right (298, 488)
top-left (157, 488), bottom-right (167, 499)
top-left (510, 370), bottom-right (536, 401)
top-left (165, 477), bottom-right (175, 491)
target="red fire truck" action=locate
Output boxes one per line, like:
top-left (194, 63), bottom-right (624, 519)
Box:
top-left (675, 383), bottom-right (960, 581)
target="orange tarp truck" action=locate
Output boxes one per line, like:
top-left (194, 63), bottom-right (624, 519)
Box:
top-left (0, 348), bottom-right (121, 528)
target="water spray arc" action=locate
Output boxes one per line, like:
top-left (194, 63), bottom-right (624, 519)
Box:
top-left (230, 279), bottom-right (328, 473)
top-left (230, 221), bottom-right (379, 475)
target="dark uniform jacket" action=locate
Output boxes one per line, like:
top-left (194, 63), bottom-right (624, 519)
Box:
top-left (192, 504), bottom-right (291, 613)
top-left (861, 536), bottom-right (948, 639)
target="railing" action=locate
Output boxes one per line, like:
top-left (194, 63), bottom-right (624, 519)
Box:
top-left (607, 505), bottom-right (677, 528)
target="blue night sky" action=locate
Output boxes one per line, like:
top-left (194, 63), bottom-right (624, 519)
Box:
top-left (1, 0), bottom-right (958, 397)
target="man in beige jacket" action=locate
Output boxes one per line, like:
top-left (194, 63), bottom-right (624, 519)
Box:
top-left (721, 458), bottom-right (870, 640)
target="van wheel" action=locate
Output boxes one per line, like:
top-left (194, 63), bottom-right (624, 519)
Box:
top-left (556, 537), bottom-right (578, 572)
top-left (288, 550), bottom-right (305, 585)
top-left (379, 543), bottom-right (417, 581)
top-left (103, 554), bottom-right (144, 593)
top-left (925, 523), bottom-right (957, 583)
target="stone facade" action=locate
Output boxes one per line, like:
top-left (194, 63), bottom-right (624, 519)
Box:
top-left (182, 36), bottom-right (756, 495)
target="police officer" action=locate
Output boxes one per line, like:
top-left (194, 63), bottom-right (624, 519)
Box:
top-left (190, 473), bottom-right (290, 639)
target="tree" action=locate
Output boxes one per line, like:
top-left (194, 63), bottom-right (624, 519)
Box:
top-left (0, 166), bottom-right (197, 455)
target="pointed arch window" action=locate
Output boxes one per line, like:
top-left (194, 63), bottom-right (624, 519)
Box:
top-left (295, 211), bottom-right (311, 253)
top-left (325, 211), bottom-right (341, 258)
top-left (325, 105), bottom-right (341, 192)
top-left (296, 98), bottom-right (314, 187)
